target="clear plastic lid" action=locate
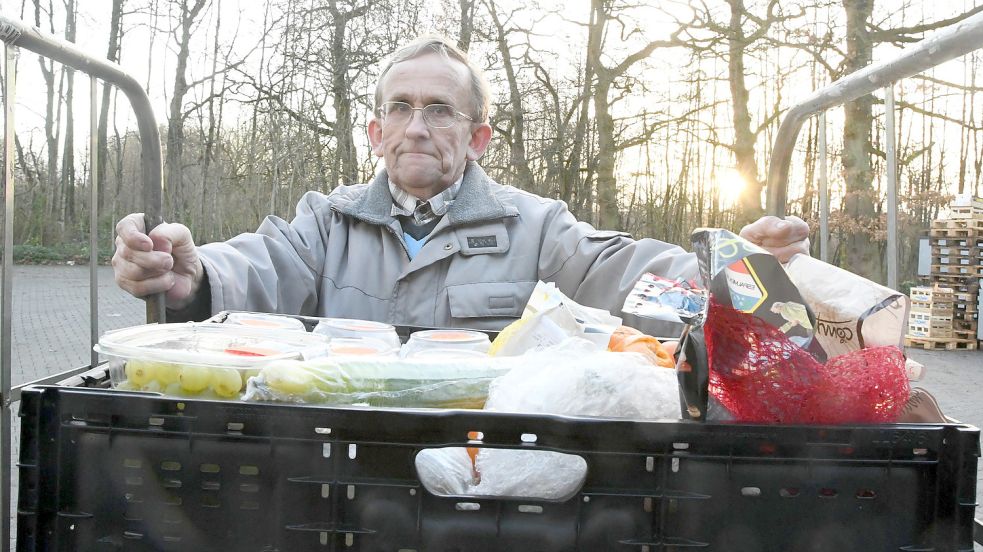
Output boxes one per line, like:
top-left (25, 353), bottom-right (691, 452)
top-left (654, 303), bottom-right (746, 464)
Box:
top-left (95, 323), bottom-right (331, 368)
top-left (402, 329), bottom-right (491, 358)
top-left (327, 337), bottom-right (397, 357)
top-left (224, 312), bottom-right (308, 332)
top-left (313, 318), bottom-right (401, 352)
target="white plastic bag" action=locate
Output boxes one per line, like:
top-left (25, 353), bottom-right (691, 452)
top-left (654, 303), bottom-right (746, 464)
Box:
top-left (471, 338), bottom-right (680, 499)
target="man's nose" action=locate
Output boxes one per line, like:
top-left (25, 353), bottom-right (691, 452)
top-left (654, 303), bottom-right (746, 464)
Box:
top-left (404, 109), bottom-right (430, 137)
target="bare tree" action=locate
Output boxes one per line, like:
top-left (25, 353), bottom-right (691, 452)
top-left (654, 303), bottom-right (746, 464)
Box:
top-left (97, 0), bottom-right (124, 213)
top-left (164, 0), bottom-right (208, 220)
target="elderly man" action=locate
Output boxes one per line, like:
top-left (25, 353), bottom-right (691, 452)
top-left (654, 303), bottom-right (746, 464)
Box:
top-left (113, 36), bottom-right (808, 334)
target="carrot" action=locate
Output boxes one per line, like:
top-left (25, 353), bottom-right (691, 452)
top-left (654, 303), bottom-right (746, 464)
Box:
top-left (608, 326), bottom-right (675, 368)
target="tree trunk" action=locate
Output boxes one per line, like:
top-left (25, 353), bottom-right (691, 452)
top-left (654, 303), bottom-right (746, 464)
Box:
top-left (98, 0), bottom-right (124, 212)
top-left (458, 0), bottom-right (474, 52)
top-left (484, 0), bottom-right (535, 188)
top-left (165, 0), bottom-right (207, 220)
top-left (726, 0), bottom-right (763, 226)
top-left (841, 0), bottom-right (877, 279)
top-left (61, 0), bottom-right (77, 231)
top-left (35, 0), bottom-right (60, 245)
top-left (327, 0), bottom-right (364, 187)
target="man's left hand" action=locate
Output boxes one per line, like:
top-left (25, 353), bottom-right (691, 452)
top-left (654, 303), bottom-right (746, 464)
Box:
top-left (739, 215), bottom-right (810, 263)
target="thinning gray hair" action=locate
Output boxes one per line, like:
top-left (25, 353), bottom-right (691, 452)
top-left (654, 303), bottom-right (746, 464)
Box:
top-left (374, 36), bottom-right (490, 123)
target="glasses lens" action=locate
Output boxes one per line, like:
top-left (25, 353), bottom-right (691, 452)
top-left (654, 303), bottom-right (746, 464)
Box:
top-left (382, 102), bottom-right (411, 124)
top-left (423, 104), bottom-right (455, 128)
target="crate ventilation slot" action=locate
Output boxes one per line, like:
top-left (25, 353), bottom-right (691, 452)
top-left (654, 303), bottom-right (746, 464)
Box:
top-left (518, 505), bottom-right (543, 514)
top-left (455, 502), bottom-right (481, 511)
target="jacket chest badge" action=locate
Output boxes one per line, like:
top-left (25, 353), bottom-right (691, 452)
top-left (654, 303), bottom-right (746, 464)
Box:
top-left (467, 236), bottom-right (498, 249)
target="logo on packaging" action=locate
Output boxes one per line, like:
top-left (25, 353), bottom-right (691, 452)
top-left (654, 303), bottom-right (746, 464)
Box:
top-left (724, 259), bottom-right (767, 312)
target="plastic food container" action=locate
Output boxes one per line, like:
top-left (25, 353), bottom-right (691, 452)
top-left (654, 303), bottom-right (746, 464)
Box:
top-left (402, 329), bottom-right (491, 358)
top-left (224, 312), bottom-right (308, 332)
top-left (404, 348), bottom-right (488, 360)
top-left (327, 337), bottom-right (398, 357)
top-left (95, 323), bottom-right (331, 400)
top-left (312, 318), bottom-right (401, 353)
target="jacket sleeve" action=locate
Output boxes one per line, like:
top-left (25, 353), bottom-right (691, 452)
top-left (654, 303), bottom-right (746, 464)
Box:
top-left (537, 200), bottom-right (699, 337)
top-left (195, 191), bottom-right (329, 316)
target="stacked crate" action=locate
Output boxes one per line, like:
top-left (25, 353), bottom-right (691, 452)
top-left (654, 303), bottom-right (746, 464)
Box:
top-left (907, 196), bottom-right (982, 350)
top-left (907, 285), bottom-right (954, 339)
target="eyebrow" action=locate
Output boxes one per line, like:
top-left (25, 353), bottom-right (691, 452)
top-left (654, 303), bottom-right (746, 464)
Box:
top-left (386, 92), bottom-right (457, 106)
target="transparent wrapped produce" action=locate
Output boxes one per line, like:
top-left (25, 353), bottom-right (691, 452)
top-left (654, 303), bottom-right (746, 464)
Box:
top-left (242, 355), bottom-right (514, 408)
top-left (96, 323), bottom-right (331, 400)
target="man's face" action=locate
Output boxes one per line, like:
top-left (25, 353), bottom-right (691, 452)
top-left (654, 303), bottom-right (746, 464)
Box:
top-left (369, 53), bottom-right (492, 200)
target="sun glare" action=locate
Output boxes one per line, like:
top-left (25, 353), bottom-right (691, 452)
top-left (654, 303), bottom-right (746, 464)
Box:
top-left (716, 168), bottom-right (748, 209)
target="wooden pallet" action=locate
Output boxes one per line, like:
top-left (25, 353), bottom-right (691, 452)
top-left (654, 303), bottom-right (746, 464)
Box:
top-left (931, 218), bottom-right (983, 231)
top-left (954, 329), bottom-right (979, 340)
top-left (905, 336), bottom-right (979, 350)
top-left (930, 264), bottom-right (983, 277)
top-left (930, 237), bottom-right (983, 249)
top-left (930, 227), bottom-right (980, 238)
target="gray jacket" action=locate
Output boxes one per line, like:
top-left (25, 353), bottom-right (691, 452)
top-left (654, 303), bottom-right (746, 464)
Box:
top-left (196, 162), bottom-right (697, 335)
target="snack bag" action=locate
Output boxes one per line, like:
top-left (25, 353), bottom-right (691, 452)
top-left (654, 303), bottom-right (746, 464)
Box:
top-left (685, 229), bottom-right (909, 424)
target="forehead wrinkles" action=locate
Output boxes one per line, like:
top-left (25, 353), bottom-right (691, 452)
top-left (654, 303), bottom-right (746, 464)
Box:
top-left (379, 55), bottom-right (470, 106)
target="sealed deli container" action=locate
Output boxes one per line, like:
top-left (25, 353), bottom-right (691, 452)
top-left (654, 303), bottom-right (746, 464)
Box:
top-left (95, 323), bottom-right (331, 399)
top-left (401, 329), bottom-right (492, 357)
top-left (313, 318), bottom-right (401, 353)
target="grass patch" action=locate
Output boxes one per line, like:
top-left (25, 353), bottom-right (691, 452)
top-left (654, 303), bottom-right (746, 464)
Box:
top-left (6, 243), bottom-right (112, 265)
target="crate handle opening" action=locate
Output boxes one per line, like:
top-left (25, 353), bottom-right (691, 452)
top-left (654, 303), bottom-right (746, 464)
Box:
top-left (415, 447), bottom-right (586, 501)
top-left (856, 489), bottom-right (877, 499)
top-left (741, 486), bottom-right (762, 497)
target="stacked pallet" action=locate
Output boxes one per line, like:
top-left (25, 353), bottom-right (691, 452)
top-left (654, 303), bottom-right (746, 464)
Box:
top-left (906, 196), bottom-right (982, 351)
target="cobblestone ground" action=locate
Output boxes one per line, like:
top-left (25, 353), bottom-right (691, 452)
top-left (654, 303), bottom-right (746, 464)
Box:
top-left (1, 264), bottom-right (982, 549)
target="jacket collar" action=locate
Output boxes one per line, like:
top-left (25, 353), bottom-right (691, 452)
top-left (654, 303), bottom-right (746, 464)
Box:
top-left (338, 161), bottom-right (517, 226)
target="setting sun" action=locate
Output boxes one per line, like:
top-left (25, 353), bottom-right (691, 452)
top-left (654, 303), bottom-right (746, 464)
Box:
top-left (716, 168), bottom-right (749, 208)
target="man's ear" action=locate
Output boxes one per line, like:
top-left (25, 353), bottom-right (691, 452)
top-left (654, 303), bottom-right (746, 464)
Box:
top-left (466, 123), bottom-right (493, 161)
top-left (368, 118), bottom-right (384, 157)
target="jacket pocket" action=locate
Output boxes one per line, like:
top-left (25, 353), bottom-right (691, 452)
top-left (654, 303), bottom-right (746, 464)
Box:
top-left (446, 281), bottom-right (536, 319)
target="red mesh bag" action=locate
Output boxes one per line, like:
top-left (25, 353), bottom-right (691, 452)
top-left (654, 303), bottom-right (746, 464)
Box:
top-left (704, 299), bottom-right (910, 424)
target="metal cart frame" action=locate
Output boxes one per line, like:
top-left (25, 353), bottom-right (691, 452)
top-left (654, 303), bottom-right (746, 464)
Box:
top-left (3, 9), bottom-right (983, 551)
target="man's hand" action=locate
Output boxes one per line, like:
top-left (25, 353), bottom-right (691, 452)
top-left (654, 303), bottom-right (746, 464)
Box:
top-left (112, 213), bottom-right (203, 310)
top-left (739, 215), bottom-right (810, 263)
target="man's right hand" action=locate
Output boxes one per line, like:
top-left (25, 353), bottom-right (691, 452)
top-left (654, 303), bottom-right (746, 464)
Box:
top-left (112, 213), bottom-right (204, 310)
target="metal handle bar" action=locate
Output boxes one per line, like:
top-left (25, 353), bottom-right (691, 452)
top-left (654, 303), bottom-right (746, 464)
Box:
top-left (766, 10), bottom-right (983, 215)
top-left (0, 15), bottom-right (165, 322)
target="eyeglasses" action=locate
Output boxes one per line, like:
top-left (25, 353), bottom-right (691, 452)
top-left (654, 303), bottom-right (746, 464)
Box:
top-left (376, 101), bottom-right (474, 129)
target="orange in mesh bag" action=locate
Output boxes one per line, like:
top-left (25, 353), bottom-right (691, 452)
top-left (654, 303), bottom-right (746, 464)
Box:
top-left (705, 299), bottom-right (910, 424)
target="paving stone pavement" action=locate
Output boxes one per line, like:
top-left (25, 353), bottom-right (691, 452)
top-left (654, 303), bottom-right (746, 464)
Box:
top-left (1, 264), bottom-right (982, 549)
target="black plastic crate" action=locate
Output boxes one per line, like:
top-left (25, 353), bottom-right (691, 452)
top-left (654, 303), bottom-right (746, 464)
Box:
top-left (16, 384), bottom-right (980, 551)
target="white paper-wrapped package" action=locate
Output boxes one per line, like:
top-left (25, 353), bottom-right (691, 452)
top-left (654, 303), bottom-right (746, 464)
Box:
top-left (783, 254), bottom-right (909, 357)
